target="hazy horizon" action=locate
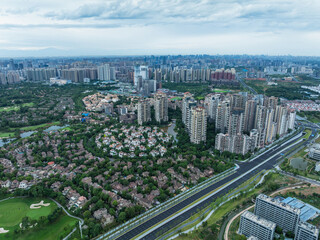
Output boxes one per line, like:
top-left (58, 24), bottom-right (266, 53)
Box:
top-left (1, 0), bottom-right (320, 57)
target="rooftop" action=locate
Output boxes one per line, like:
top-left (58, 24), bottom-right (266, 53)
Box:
top-left (242, 211), bottom-right (276, 230)
top-left (257, 194), bottom-right (301, 214)
top-left (298, 221), bottom-right (320, 236)
top-left (280, 197), bottom-right (320, 222)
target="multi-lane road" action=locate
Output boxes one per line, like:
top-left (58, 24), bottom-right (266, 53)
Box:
top-left (107, 126), bottom-right (316, 240)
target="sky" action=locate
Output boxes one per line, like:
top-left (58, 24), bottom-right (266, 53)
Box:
top-left (0, 0), bottom-right (320, 57)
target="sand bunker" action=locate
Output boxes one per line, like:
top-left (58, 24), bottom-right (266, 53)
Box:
top-left (30, 200), bottom-right (50, 209)
top-left (20, 222), bottom-right (37, 229)
top-left (0, 228), bottom-right (9, 234)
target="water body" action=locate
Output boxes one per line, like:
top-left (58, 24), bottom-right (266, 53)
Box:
top-left (0, 131), bottom-right (36, 147)
top-left (44, 125), bottom-right (69, 133)
top-left (0, 138), bottom-right (15, 147)
top-left (0, 125), bottom-right (68, 147)
top-left (20, 131), bottom-right (36, 138)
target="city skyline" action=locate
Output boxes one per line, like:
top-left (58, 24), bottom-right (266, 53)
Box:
top-left (1, 0), bottom-right (320, 57)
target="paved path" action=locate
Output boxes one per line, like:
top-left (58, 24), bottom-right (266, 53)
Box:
top-left (50, 198), bottom-right (84, 239)
top-left (63, 227), bottom-right (77, 240)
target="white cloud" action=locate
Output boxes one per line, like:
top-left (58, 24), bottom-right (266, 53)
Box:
top-left (0, 0), bottom-right (319, 56)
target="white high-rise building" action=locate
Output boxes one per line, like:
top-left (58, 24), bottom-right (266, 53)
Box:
top-left (215, 100), bottom-right (230, 134)
top-left (255, 194), bottom-right (300, 233)
top-left (288, 110), bottom-right (296, 130)
top-left (205, 94), bottom-right (220, 121)
top-left (134, 65), bottom-right (148, 87)
top-left (228, 110), bottom-right (244, 135)
top-left (190, 107), bottom-right (207, 144)
top-left (182, 93), bottom-right (197, 132)
top-left (295, 221), bottom-right (319, 240)
top-left (238, 211), bottom-right (275, 240)
top-left (137, 99), bottom-right (151, 125)
top-left (98, 64), bottom-right (111, 81)
top-left (154, 92), bottom-right (168, 123)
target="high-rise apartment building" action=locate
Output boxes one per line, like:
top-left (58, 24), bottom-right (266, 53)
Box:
top-left (215, 100), bottom-right (230, 134)
top-left (264, 108), bottom-right (275, 144)
top-left (228, 110), bottom-right (244, 135)
top-left (205, 94), bottom-right (220, 121)
top-left (215, 133), bottom-right (252, 155)
top-left (238, 211), bottom-right (276, 240)
top-left (295, 221), bottom-right (319, 240)
top-left (244, 99), bottom-right (257, 132)
top-left (98, 64), bottom-right (111, 81)
top-left (231, 93), bottom-right (246, 111)
top-left (275, 106), bottom-right (288, 136)
top-left (154, 92), bottom-right (168, 123)
top-left (190, 106), bottom-right (207, 144)
top-left (182, 93), bottom-right (197, 133)
top-left (137, 99), bottom-right (151, 125)
top-left (254, 194), bottom-right (301, 233)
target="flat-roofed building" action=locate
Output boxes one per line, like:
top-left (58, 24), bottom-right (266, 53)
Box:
top-left (255, 194), bottom-right (300, 233)
top-left (309, 144), bottom-right (320, 161)
top-left (238, 211), bottom-right (275, 240)
top-left (295, 221), bottom-right (319, 240)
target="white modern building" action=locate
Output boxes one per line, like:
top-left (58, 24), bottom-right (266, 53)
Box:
top-left (190, 106), bottom-right (207, 144)
top-left (255, 194), bottom-right (301, 233)
top-left (238, 211), bottom-right (276, 240)
top-left (295, 221), bottom-right (319, 240)
top-left (154, 92), bottom-right (168, 123)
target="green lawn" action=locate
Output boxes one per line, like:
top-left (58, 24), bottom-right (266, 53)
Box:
top-left (0, 122), bottom-right (62, 139)
top-left (0, 198), bottom-right (55, 236)
top-left (0, 132), bottom-right (15, 138)
top-left (170, 97), bottom-right (182, 101)
top-left (14, 215), bottom-right (77, 240)
top-left (20, 122), bottom-right (61, 131)
top-left (0, 103), bottom-right (34, 112)
top-left (0, 198), bottom-right (77, 240)
top-left (213, 89), bottom-right (230, 93)
top-left (303, 129), bottom-right (312, 140)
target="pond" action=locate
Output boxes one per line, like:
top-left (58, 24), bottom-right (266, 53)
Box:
top-left (44, 125), bottom-right (69, 133)
top-left (0, 131), bottom-right (36, 147)
top-left (20, 131), bottom-right (36, 138)
top-left (0, 125), bottom-right (69, 147)
top-left (0, 138), bottom-right (15, 147)
top-left (290, 157), bottom-right (308, 171)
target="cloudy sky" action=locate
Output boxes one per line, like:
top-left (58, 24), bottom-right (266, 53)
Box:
top-left (0, 0), bottom-right (319, 57)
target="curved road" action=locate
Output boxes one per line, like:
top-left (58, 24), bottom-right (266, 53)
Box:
top-left (106, 127), bottom-right (317, 240)
top-left (50, 198), bottom-right (84, 239)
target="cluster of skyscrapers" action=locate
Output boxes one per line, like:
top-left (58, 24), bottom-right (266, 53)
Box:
top-left (0, 71), bottom-right (21, 85)
top-left (134, 65), bottom-right (158, 96)
top-left (181, 92), bottom-right (296, 153)
top-left (239, 194), bottom-right (319, 240)
top-left (214, 94), bottom-right (295, 154)
top-left (97, 64), bottom-right (116, 81)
